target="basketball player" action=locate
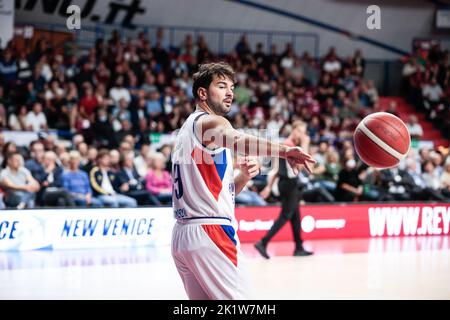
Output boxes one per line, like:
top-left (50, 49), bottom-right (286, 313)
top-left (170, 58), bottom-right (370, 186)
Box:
top-left (171, 62), bottom-right (316, 300)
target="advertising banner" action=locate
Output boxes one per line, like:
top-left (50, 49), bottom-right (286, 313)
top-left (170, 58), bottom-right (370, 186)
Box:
top-left (1, 203), bottom-right (449, 251)
top-left (235, 203), bottom-right (450, 242)
top-left (0, 207), bottom-right (175, 251)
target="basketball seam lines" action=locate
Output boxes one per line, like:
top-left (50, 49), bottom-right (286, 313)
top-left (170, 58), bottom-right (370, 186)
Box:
top-left (357, 122), bottom-right (404, 160)
top-left (371, 116), bottom-right (409, 153)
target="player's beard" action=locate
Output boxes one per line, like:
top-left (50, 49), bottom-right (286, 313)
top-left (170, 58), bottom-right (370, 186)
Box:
top-left (207, 97), bottom-right (230, 116)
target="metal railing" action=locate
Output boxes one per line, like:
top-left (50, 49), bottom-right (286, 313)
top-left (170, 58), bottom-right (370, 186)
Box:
top-left (21, 22), bottom-right (320, 57)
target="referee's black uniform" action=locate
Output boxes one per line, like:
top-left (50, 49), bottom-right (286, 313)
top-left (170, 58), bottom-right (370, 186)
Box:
top-left (255, 140), bottom-right (313, 259)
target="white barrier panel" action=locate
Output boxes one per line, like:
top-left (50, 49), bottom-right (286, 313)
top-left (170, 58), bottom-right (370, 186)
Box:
top-left (0, 207), bottom-right (175, 251)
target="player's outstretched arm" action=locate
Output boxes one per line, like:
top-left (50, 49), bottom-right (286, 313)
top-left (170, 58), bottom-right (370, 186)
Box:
top-left (196, 114), bottom-right (316, 174)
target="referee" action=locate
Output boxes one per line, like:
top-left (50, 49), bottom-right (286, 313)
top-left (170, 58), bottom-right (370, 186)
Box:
top-left (255, 120), bottom-right (313, 259)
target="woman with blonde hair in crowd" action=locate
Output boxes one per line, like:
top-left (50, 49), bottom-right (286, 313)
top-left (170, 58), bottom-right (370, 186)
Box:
top-left (145, 152), bottom-right (172, 204)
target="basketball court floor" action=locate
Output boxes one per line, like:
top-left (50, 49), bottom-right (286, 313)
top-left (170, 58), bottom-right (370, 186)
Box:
top-left (1, 237), bottom-right (449, 300)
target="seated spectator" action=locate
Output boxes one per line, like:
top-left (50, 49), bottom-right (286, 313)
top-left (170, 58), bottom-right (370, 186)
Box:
top-left (299, 170), bottom-right (335, 202)
top-left (406, 115), bottom-right (423, 140)
top-left (0, 152), bottom-right (40, 208)
top-left (25, 141), bottom-right (47, 203)
top-left (109, 76), bottom-right (131, 106)
top-left (422, 160), bottom-right (444, 194)
top-left (145, 152), bottom-right (172, 204)
top-left (79, 84), bottom-right (98, 124)
top-left (8, 105), bottom-right (28, 131)
top-left (440, 159), bottom-right (450, 199)
top-left (402, 158), bottom-right (446, 201)
top-left (385, 100), bottom-right (400, 117)
top-left (62, 151), bottom-right (102, 207)
top-left (422, 78), bottom-right (443, 119)
top-left (334, 158), bottom-right (363, 202)
top-left (380, 167), bottom-right (410, 201)
top-left (25, 102), bottom-right (48, 132)
top-left (2, 141), bottom-right (18, 168)
top-left (89, 149), bottom-right (137, 207)
top-left (41, 151), bottom-right (75, 207)
top-left (117, 151), bottom-right (161, 205)
top-left (133, 142), bottom-right (151, 178)
top-left (321, 150), bottom-right (341, 192)
top-left (0, 49), bottom-right (17, 94)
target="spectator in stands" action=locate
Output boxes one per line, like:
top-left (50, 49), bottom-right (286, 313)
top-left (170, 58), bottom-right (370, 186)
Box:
top-left (386, 100), bottom-right (400, 117)
top-left (322, 47), bottom-right (341, 76)
top-left (89, 149), bottom-right (137, 207)
top-left (440, 159), bottom-right (450, 199)
top-left (317, 73), bottom-right (335, 103)
top-left (109, 149), bottom-right (121, 173)
top-left (25, 102), bottom-right (48, 132)
top-left (380, 166), bottom-right (410, 201)
top-left (334, 158), bottom-right (364, 202)
top-left (0, 49), bottom-right (17, 95)
top-left (235, 34), bottom-right (252, 62)
top-left (422, 77), bottom-right (444, 119)
top-left (0, 152), bottom-right (40, 208)
top-left (76, 142), bottom-right (88, 166)
top-left (352, 49), bottom-right (366, 76)
top-left (25, 141), bottom-right (50, 205)
top-left (62, 151), bottom-right (102, 207)
top-left (79, 83), bottom-right (98, 125)
top-left (298, 170), bottom-right (335, 202)
top-left (25, 140), bottom-right (46, 181)
top-left (1, 141), bottom-right (17, 168)
top-left (41, 151), bottom-right (75, 207)
top-left (146, 88), bottom-right (163, 118)
top-left (145, 152), bottom-right (172, 204)
top-left (422, 160), bottom-right (443, 193)
top-left (109, 76), bottom-right (131, 106)
top-left (117, 151), bottom-right (161, 205)
top-left (152, 27), bottom-right (170, 52)
top-left (82, 146), bottom-right (97, 173)
top-left (92, 105), bottom-right (117, 148)
top-left (134, 142), bottom-right (151, 178)
top-left (402, 157), bottom-right (446, 201)
top-left (365, 79), bottom-right (379, 105)
top-left (406, 115), bottom-right (423, 140)
top-left (112, 98), bottom-right (132, 131)
top-left (8, 105), bottom-right (28, 131)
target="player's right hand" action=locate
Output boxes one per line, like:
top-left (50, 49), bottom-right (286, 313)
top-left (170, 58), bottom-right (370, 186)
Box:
top-left (285, 147), bottom-right (317, 175)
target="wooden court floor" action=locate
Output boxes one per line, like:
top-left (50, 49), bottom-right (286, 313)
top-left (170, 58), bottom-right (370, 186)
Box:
top-left (0, 236), bottom-right (449, 300)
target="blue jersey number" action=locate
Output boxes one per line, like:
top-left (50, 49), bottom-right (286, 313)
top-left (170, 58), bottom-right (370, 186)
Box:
top-left (173, 163), bottom-right (183, 199)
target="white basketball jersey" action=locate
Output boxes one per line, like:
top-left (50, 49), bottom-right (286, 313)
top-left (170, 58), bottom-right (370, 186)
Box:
top-left (171, 111), bottom-right (235, 221)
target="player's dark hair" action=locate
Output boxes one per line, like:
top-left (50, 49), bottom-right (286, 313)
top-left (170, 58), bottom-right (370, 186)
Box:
top-left (192, 62), bottom-right (235, 99)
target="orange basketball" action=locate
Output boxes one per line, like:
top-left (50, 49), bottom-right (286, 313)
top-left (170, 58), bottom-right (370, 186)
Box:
top-left (353, 112), bottom-right (411, 169)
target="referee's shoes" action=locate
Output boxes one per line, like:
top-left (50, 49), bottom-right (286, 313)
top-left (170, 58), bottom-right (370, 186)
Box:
top-left (294, 247), bottom-right (313, 256)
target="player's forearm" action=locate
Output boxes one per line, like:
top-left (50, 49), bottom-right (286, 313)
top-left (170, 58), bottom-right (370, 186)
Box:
top-left (233, 133), bottom-right (288, 158)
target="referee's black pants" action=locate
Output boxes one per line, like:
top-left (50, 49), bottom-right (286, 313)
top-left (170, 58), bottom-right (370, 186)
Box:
top-left (261, 178), bottom-right (302, 249)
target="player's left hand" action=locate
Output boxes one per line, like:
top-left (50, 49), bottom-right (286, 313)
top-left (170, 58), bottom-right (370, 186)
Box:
top-left (239, 156), bottom-right (260, 179)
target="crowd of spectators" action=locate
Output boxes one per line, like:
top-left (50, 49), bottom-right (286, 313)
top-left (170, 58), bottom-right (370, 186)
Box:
top-left (402, 40), bottom-right (450, 139)
top-left (0, 28), bottom-right (449, 208)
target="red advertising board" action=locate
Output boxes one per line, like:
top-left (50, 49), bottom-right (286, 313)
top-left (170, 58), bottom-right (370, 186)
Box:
top-left (235, 203), bottom-right (450, 243)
